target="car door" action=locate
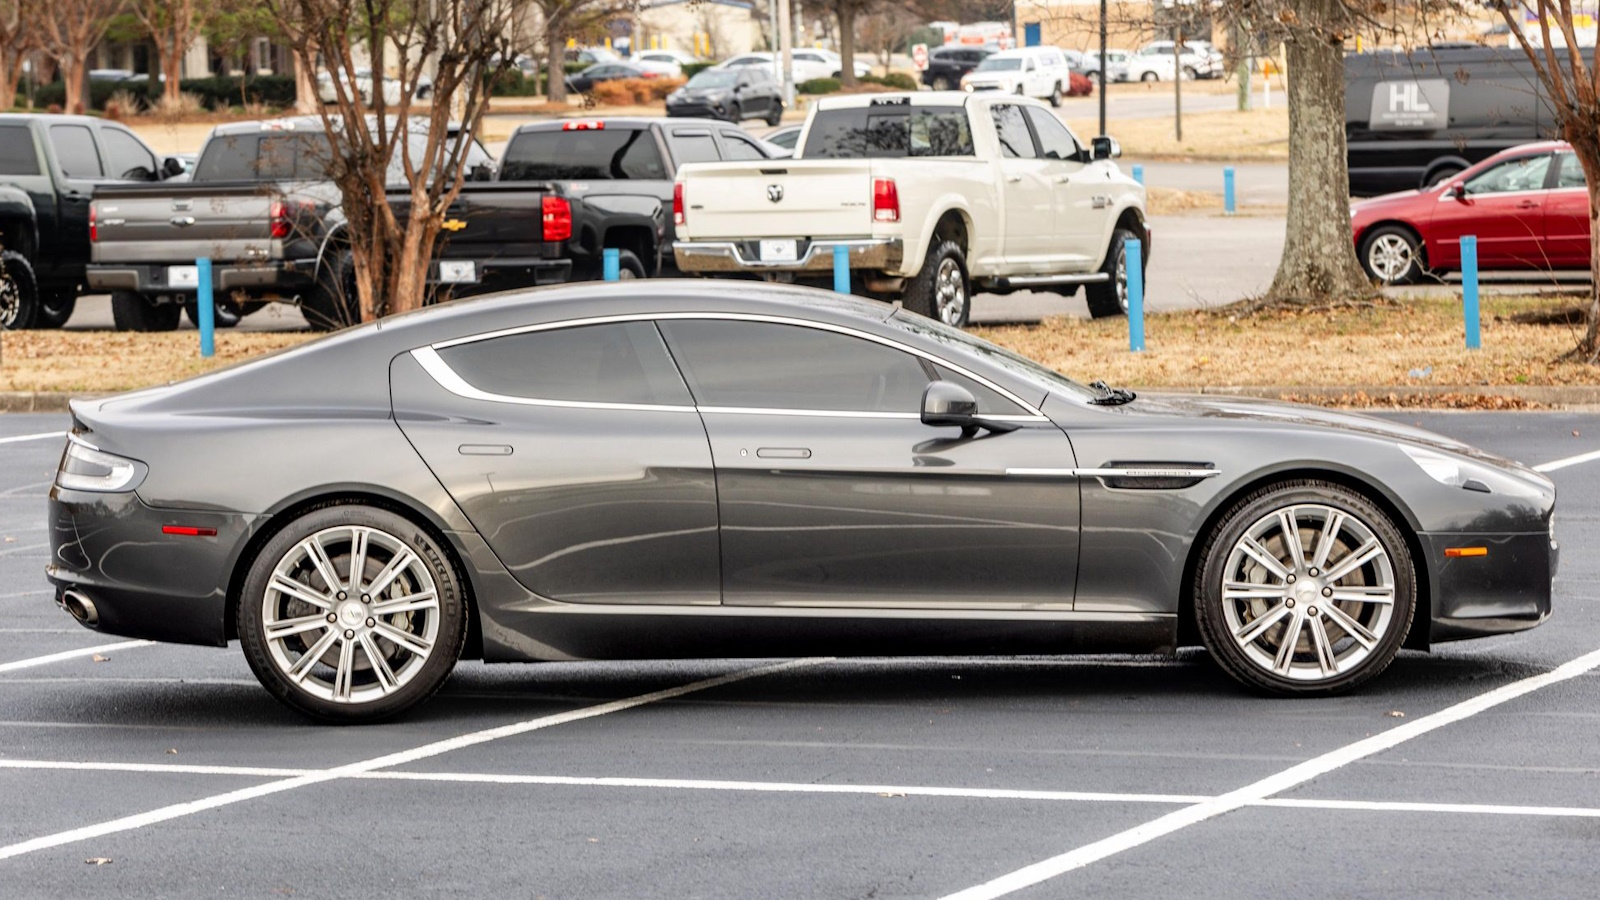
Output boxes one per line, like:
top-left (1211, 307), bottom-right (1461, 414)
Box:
top-left (717, 129), bottom-right (768, 160)
top-left (1024, 105), bottom-right (1106, 268)
top-left (656, 317), bottom-right (1080, 610)
top-left (391, 320), bottom-right (721, 605)
top-left (1429, 152), bottom-right (1553, 268)
top-left (1545, 151), bottom-right (1590, 268)
top-left (96, 123), bottom-right (160, 181)
top-left (989, 103), bottom-right (1054, 268)
top-left (45, 123), bottom-right (106, 273)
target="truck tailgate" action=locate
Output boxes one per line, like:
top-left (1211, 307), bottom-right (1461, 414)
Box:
top-left (679, 160), bottom-right (873, 238)
top-left (91, 186), bottom-right (280, 264)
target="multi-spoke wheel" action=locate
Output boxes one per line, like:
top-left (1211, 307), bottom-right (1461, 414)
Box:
top-left (1195, 481), bottom-right (1415, 696)
top-left (239, 506), bottom-right (466, 721)
top-left (1359, 225), bottom-right (1424, 285)
top-left (903, 239), bottom-right (970, 327)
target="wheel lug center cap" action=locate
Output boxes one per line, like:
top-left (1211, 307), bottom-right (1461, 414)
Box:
top-left (337, 602), bottom-right (366, 628)
top-left (1292, 581), bottom-right (1319, 605)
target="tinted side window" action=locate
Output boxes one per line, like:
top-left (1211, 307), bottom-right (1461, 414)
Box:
top-left (501, 128), bottom-right (667, 180)
top-left (1557, 152), bottom-right (1586, 189)
top-left (0, 125), bottom-right (40, 175)
top-left (659, 320), bottom-right (929, 412)
top-left (802, 106), bottom-right (974, 159)
top-left (193, 133), bottom-right (332, 182)
top-left (1024, 107), bottom-right (1080, 161)
top-left (100, 127), bottom-right (157, 180)
top-left (48, 125), bottom-right (103, 177)
top-left (990, 105), bottom-right (1036, 159)
top-left (437, 322), bottom-right (692, 406)
top-left (669, 131), bottom-right (721, 164)
top-left (720, 133), bottom-right (765, 161)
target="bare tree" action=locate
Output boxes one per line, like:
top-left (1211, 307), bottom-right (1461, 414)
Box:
top-left (858, 4), bottom-right (919, 70)
top-left (829, 0), bottom-right (875, 86)
top-left (530, 0), bottom-right (625, 103)
top-left (130, 0), bottom-right (207, 103)
top-left (36, 0), bottom-right (124, 113)
top-left (265, 0), bottom-right (521, 320)
top-left (1491, 1), bottom-right (1600, 360)
top-left (0, 0), bottom-right (36, 110)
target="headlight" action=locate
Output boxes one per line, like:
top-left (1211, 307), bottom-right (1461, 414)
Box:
top-left (57, 436), bottom-right (144, 493)
top-left (1398, 443), bottom-right (1547, 500)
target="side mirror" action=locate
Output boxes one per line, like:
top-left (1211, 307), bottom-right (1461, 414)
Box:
top-left (1449, 182), bottom-right (1467, 201)
top-left (1091, 136), bottom-right (1121, 160)
top-left (161, 156), bottom-right (185, 179)
top-left (921, 381), bottom-right (1020, 436)
top-left (469, 162), bottom-right (496, 182)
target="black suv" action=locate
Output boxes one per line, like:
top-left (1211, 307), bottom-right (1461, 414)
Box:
top-left (666, 67), bottom-right (784, 125)
top-left (922, 47), bottom-right (993, 91)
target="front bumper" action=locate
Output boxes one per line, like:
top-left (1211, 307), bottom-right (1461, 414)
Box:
top-left (87, 261), bottom-right (316, 297)
top-left (1424, 531), bottom-right (1558, 643)
top-left (667, 100), bottom-right (730, 119)
top-left (47, 487), bottom-right (259, 647)
top-left (674, 237), bottom-right (903, 275)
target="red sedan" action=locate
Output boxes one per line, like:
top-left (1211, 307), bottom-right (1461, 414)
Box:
top-left (1350, 141), bottom-right (1590, 284)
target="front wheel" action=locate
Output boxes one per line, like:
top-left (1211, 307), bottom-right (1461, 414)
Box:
top-left (110, 291), bottom-right (180, 332)
top-left (1141, 71), bottom-right (1159, 82)
top-left (727, 101), bottom-right (742, 123)
top-left (302, 250), bottom-right (359, 332)
top-left (1084, 227), bottom-right (1138, 318)
top-left (238, 505), bottom-right (468, 722)
top-left (0, 251), bottom-right (40, 330)
top-left (1194, 481), bottom-right (1416, 696)
top-left (765, 103), bottom-right (783, 126)
top-left (902, 239), bottom-right (970, 327)
top-left (1049, 83), bottom-right (1063, 107)
top-left (1359, 225), bottom-right (1424, 285)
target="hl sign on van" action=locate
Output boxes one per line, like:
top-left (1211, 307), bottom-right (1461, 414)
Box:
top-left (1370, 79), bottom-right (1449, 129)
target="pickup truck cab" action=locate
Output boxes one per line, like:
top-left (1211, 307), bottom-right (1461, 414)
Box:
top-left (673, 92), bottom-right (1148, 326)
top-left (0, 114), bottom-right (183, 329)
top-left (960, 47), bottom-right (1076, 107)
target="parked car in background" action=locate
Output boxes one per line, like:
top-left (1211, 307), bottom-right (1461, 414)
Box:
top-left (1351, 141), bottom-right (1590, 285)
top-left (762, 124), bottom-right (803, 154)
top-left (716, 50), bottom-right (870, 81)
top-left (1083, 49), bottom-right (1132, 82)
top-left (0, 113), bottom-right (184, 330)
top-left (1136, 41), bottom-right (1214, 78)
top-left (568, 47), bottom-right (622, 66)
top-left (960, 46), bottom-right (1076, 106)
top-left (317, 69), bottom-right (434, 104)
top-left (922, 46), bottom-right (992, 91)
top-left (499, 117), bottom-right (782, 274)
top-left (566, 61), bottom-right (666, 94)
top-left (674, 92), bottom-right (1147, 326)
top-left (666, 67), bottom-right (784, 125)
top-left (636, 48), bottom-right (700, 69)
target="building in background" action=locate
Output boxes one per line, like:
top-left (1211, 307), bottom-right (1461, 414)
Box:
top-left (636, 0), bottom-right (766, 59)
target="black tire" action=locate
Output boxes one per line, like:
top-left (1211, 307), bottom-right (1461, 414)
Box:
top-left (238, 504), bottom-right (468, 723)
top-left (35, 286), bottom-right (76, 329)
top-left (1141, 71), bottom-right (1159, 82)
top-left (765, 103), bottom-right (783, 126)
top-left (932, 75), bottom-right (952, 91)
top-left (1194, 480), bottom-right (1416, 697)
top-left (1084, 227), bottom-right (1139, 319)
top-left (302, 250), bottom-right (359, 332)
top-left (1183, 66), bottom-right (1199, 80)
top-left (183, 298), bottom-right (243, 329)
top-left (1049, 83), bottom-right (1063, 107)
top-left (727, 101), bottom-right (742, 123)
top-left (1358, 225), bottom-right (1424, 286)
top-left (901, 239), bottom-right (970, 327)
top-left (110, 291), bottom-right (180, 332)
top-left (0, 250), bottom-right (40, 331)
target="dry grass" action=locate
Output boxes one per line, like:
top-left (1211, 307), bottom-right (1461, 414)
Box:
top-left (1144, 186), bottom-right (1222, 216)
top-left (1068, 106), bottom-right (1287, 161)
top-left (0, 331), bottom-right (312, 393)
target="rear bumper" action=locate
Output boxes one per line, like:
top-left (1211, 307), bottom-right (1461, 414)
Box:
top-left (86, 261), bottom-right (315, 296)
top-left (432, 257), bottom-right (573, 292)
top-left (675, 237), bottom-right (903, 275)
top-left (1423, 531), bottom-right (1557, 643)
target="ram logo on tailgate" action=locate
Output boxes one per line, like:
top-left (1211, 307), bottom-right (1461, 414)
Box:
top-left (767, 184), bottom-right (784, 203)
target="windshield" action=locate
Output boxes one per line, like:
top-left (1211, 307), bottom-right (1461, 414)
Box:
top-left (885, 312), bottom-right (1099, 400)
top-left (975, 57), bottom-right (1021, 71)
top-left (688, 71), bottom-right (739, 89)
top-left (802, 105), bottom-right (974, 159)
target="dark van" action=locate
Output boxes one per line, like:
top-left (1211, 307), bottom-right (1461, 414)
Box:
top-left (1345, 46), bottom-right (1567, 196)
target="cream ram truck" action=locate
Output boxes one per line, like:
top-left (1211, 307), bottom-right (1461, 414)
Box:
top-left (672, 91), bottom-right (1148, 326)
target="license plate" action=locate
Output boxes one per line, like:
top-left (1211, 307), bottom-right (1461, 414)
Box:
top-left (167, 265), bottom-right (199, 289)
top-left (759, 240), bottom-right (798, 263)
top-left (439, 261), bottom-right (476, 283)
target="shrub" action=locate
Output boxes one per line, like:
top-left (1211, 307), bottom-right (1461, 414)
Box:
top-left (799, 77), bottom-right (840, 94)
top-left (103, 89), bottom-right (144, 120)
top-left (489, 69), bottom-right (544, 97)
top-left (589, 79), bottom-right (637, 106)
top-left (682, 62), bottom-right (716, 79)
top-left (154, 91), bottom-right (206, 116)
top-left (642, 76), bottom-right (685, 102)
top-left (33, 74), bottom-right (295, 113)
top-left (861, 72), bottom-right (917, 90)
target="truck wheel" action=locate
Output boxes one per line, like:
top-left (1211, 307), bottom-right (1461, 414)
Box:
top-left (0, 251), bottom-right (40, 331)
top-left (302, 250), bottom-right (359, 332)
top-left (1049, 83), bottom-right (1063, 107)
top-left (932, 75), bottom-right (952, 91)
top-left (183, 298), bottom-right (244, 329)
top-left (110, 291), bottom-right (180, 332)
top-left (902, 240), bottom-right (970, 328)
top-left (35, 287), bottom-right (76, 329)
top-left (1084, 228), bottom-right (1139, 319)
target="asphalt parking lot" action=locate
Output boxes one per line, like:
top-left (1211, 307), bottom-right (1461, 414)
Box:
top-left (1, 409), bottom-right (1597, 898)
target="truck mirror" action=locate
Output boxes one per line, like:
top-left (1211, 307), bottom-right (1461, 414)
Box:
top-left (162, 157), bottom-right (185, 179)
top-left (1091, 136), bottom-right (1121, 160)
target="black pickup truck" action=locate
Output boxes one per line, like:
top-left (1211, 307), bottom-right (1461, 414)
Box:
top-left (87, 118), bottom-right (655, 331)
top-left (1, 113), bottom-right (185, 329)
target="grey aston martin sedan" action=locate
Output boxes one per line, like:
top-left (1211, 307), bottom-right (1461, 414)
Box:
top-left (47, 283), bottom-right (1558, 721)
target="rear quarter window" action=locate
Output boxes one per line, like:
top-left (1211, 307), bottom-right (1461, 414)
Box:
top-left (801, 106), bottom-right (974, 159)
top-left (501, 128), bottom-right (667, 180)
top-left (436, 322), bottom-right (691, 406)
top-left (0, 125), bottom-right (40, 175)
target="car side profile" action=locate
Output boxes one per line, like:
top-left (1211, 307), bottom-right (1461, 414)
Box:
top-left (1350, 141), bottom-right (1590, 285)
top-left (48, 282), bottom-right (1557, 722)
top-left (961, 47), bottom-right (1076, 106)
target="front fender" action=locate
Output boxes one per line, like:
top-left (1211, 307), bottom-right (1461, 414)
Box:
top-left (0, 186), bottom-right (39, 256)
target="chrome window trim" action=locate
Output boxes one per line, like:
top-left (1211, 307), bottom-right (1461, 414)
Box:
top-left (421, 311), bottom-right (1050, 420)
top-left (1006, 467), bottom-right (1221, 479)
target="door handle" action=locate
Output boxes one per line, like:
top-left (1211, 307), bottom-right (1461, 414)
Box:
top-left (170, 216), bottom-right (195, 227)
top-left (1005, 175), bottom-right (1023, 183)
top-left (1055, 175), bottom-right (1073, 183)
top-left (458, 444), bottom-right (513, 456)
top-left (756, 447), bottom-right (811, 459)
top-left (1517, 200), bottom-right (1539, 209)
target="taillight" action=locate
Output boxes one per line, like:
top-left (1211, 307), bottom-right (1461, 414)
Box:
top-left (89, 205), bottom-right (97, 242)
top-left (673, 183), bottom-right (685, 228)
top-left (542, 194), bottom-right (572, 242)
top-left (562, 120), bottom-right (605, 131)
top-left (269, 200), bottom-right (291, 239)
top-left (873, 177), bottom-right (900, 223)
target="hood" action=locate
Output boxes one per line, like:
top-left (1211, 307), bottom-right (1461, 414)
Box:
top-left (1351, 188), bottom-right (1429, 213)
top-left (964, 71), bottom-right (1018, 83)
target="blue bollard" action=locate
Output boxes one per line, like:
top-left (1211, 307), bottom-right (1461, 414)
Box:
top-left (1462, 235), bottom-right (1480, 350)
top-left (1131, 164), bottom-right (1144, 185)
top-left (1127, 238), bottom-right (1144, 352)
top-left (602, 247), bottom-right (620, 282)
top-left (196, 257), bottom-right (214, 358)
top-left (833, 244), bottom-right (850, 293)
top-left (1223, 166), bottom-right (1236, 215)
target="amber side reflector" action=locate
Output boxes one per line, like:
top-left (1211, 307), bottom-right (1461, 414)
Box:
top-left (162, 525), bottom-right (217, 537)
top-left (1444, 547), bottom-right (1488, 558)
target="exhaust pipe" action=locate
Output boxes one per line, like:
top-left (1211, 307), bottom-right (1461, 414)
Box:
top-left (61, 590), bottom-right (98, 626)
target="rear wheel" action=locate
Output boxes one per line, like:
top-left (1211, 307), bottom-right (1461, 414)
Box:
top-left (1084, 227), bottom-right (1137, 318)
top-left (1194, 481), bottom-right (1416, 696)
top-left (0, 251), bottom-right (39, 330)
top-left (1141, 71), bottom-right (1159, 82)
top-left (302, 250), bottom-right (359, 332)
top-left (238, 505), bottom-right (467, 723)
top-left (902, 239), bottom-right (970, 327)
top-left (35, 286), bottom-right (76, 328)
top-left (110, 291), bottom-right (180, 332)
top-left (183, 297), bottom-right (243, 329)
top-left (1049, 83), bottom-right (1063, 107)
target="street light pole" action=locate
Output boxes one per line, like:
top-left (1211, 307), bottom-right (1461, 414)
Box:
top-left (1098, 0), bottom-right (1107, 136)
top-left (776, 0), bottom-right (795, 106)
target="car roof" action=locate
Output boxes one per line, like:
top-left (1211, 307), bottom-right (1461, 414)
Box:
top-left (811, 90), bottom-right (1047, 111)
top-left (511, 116), bottom-right (729, 134)
top-left (0, 113), bottom-right (104, 127)
top-left (1485, 140), bottom-right (1570, 160)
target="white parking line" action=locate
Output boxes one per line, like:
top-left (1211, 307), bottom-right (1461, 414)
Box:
top-left (0, 657), bottom-right (829, 862)
top-left (939, 644), bottom-right (1600, 900)
top-left (0, 641), bottom-right (154, 675)
top-left (1534, 448), bottom-right (1600, 472)
top-left (0, 431), bottom-right (65, 446)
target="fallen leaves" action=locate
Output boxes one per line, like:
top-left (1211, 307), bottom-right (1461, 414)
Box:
top-left (90, 654), bottom-right (109, 663)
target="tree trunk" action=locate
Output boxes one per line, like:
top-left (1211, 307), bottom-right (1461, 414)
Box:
top-left (293, 52), bottom-right (318, 114)
top-left (1265, 15), bottom-right (1370, 303)
top-left (0, 52), bottom-right (21, 110)
top-left (546, 36), bottom-right (566, 102)
top-left (1572, 139), bottom-right (1600, 361)
top-left (837, 4), bottom-right (856, 87)
top-left (159, 36), bottom-right (184, 103)
top-left (60, 58), bottom-right (84, 113)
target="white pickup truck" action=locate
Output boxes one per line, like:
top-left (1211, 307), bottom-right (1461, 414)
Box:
top-left (672, 91), bottom-right (1148, 326)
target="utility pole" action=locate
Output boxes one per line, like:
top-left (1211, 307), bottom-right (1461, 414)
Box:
top-left (1097, 0), bottom-right (1106, 135)
top-left (1173, 27), bottom-right (1182, 143)
top-left (777, 0), bottom-right (794, 106)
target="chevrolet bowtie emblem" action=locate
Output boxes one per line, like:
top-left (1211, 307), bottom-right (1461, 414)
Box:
top-left (442, 218), bottom-right (467, 232)
top-left (767, 184), bottom-right (784, 203)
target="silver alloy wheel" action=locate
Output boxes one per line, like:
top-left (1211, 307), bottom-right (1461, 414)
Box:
top-left (0, 272), bottom-right (17, 329)
top-left (934, 256), bottom-right (967, 325)
top-left (1114, 243), bottom-right (1129, 313)
top-left (1366, 233), bottom-right (1415, 283)
top-left (1221, 503), bottom-right (1397, 682)
top-left (261, 525), bottom-right (441, 704)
